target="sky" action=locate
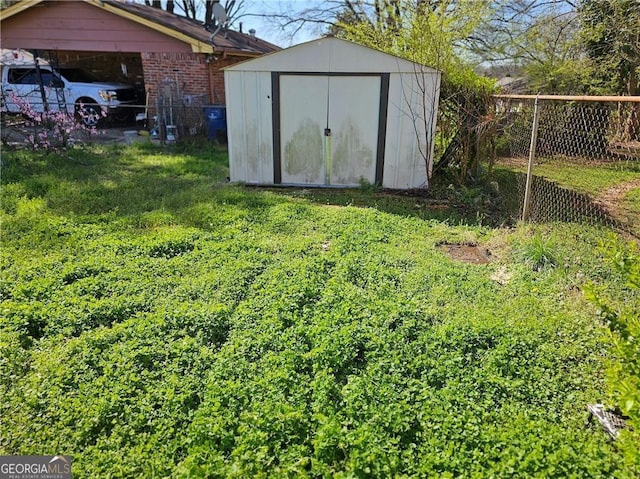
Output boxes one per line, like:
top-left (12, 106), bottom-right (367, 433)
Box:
top-left (230, 0), bottom-right (323, 47)
top-left (161, 0), bottom-right (324, 48)
top-left (129, 0), bottom-right (327, 47)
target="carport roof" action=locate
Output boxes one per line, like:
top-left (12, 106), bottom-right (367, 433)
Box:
top-left (0, 0), bottom-right (280, 56)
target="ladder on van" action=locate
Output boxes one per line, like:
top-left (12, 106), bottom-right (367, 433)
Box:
top-left (45, 51), bottom-right (68, 114)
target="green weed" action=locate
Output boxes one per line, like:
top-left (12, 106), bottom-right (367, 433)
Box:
top-left (517, 232), bottom-right (558, 271)
top-left (358, 177), bottom-right (379, 192)
top-left (0, 145), bottom-right (636, 477)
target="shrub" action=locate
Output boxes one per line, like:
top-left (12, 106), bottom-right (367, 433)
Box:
top-left (7, 94), bottom-right (104, 151)
top-left (585, 240), bottom-right (640, 472)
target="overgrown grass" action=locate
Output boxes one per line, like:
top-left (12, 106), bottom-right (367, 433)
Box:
top-left (515, 232), bottom-right (557, 271)
top-left (1, 144), bottom-right (638, 477)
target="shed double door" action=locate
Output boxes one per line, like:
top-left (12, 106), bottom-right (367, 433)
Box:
top-left (279, 74), bottom-right (381, 186)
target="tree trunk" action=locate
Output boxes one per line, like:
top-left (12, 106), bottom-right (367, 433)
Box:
top-left (623, 59), bottom-right (639, 142)
top-left (205, 0), bottom-right (214, 25)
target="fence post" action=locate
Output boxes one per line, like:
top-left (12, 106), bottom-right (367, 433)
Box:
top-left (522, 94), bottom-right (541, 222)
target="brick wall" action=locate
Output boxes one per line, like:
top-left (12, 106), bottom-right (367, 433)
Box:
top-left (208, 56), bottom-right (241, 105)
top-left (140, 52), bottom-right (249, 135)
top-left (141, 51), bottom-right (205, 133)
top-left (140, 52), bottom-right (244, 106)
top-left (141, 52), bottom-right (208, 105)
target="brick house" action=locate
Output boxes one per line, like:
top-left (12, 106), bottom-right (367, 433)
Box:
top-left (0, 0), bottom-right (279, 131)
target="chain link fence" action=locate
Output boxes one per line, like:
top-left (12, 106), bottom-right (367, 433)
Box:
top-left (494, 95), bottom-right (640, 236)
top-left (126, 101), bottom-right (226, 144)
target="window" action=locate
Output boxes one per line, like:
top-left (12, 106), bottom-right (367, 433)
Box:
top-left (8, 68), bottom-right (60, 87)
top-left (8, 68), bottom-right (34, 84)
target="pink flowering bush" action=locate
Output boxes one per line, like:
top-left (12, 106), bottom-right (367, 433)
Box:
top-left (9, 94), bottom-right (105, 151)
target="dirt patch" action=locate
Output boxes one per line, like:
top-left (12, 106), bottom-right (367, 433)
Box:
top-left (490, 266), bottom-right (512, 285)
top-left (596, 178), bottom-right (640, 217)
top-left (437, 242), bottom-right (492, 264)
top-left (495, 157), bottom-right (529, 169)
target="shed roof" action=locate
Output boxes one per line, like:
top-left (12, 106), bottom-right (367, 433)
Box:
top-left (225, 36), bottom-right (440, 74)
top-left (0, 0), bottom-right (280, 56)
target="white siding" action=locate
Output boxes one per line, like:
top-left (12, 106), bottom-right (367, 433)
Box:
top-left (226, 70), bottom-right (273, 184)
top-left (384, 73), bottom-right (422, 189)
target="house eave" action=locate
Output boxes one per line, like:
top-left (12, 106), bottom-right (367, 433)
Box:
top-left (0, 0), bottom-right (275, 57)
top-left (0, 0), bottom-right (43, 19)
top-left (88, 0), bottom-right (214, 53)
top-left (1, 0), bottom-right (215, 54)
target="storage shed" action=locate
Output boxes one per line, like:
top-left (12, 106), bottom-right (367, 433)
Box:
top-left (224, 37), bottom-right (441, 189)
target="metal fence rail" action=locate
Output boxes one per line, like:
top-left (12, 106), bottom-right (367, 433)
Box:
top-left (1, 102), bottom-right (227, 146)
top-left (495, 95), bottom-right (640, 163)
top-left (494, 95), bottom-right (640, 234)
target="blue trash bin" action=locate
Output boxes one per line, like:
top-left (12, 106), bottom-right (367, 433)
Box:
top-left (204, 105), bottom-right (227, 142)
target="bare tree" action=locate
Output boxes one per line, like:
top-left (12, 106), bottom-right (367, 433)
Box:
top-left (336, 0), bottom-right (495, 184)
top-left (246, 0), bottom-right (412, 42)
top-left (141, 0), bottom-right (245, 28)
top-left (467, 1), bottom-right (579, 64)
top-left (244, 0), bottom-right (343, 40)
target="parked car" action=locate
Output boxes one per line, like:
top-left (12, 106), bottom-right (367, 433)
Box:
top-left (1, 56), bottom-right (139, 127)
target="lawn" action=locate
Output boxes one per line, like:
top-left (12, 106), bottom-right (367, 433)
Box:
top-left (527, 160), bottom-right (637, 196)
top-left (1, 143), bottom-right (638, 477)
top-left (494, 157), bottom-right (640, 230)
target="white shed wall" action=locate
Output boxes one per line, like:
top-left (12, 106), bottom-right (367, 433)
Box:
top-left (225, 38), bottom-right (442, 190)
top-left (226, 70), bottom-right (274, 184)
top-left (382, 72), bottom-right (440, 189)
